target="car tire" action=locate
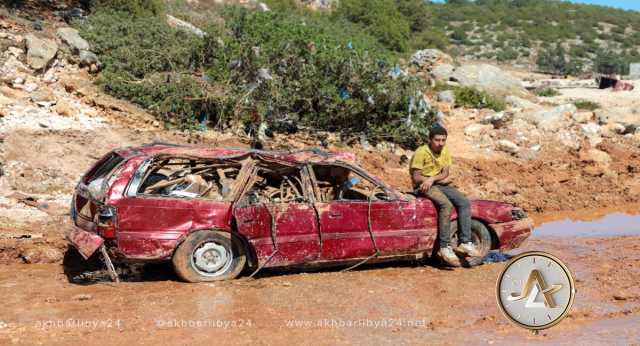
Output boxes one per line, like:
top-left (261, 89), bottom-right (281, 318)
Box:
top-left (172, 230), bottom-right (246, 282)
top-left (450, 219), bottom-right (492, 267)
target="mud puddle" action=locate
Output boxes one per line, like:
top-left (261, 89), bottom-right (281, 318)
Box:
top-left (532, 212), bottom-right (640, 238)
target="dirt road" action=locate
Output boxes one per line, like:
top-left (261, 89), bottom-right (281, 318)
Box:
top-left (1, 210), bottom-right (639, 346)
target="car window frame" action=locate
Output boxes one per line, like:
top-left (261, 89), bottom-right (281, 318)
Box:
top-left (234, 161), bottom-right (313, 208)
top-left (124, 156), bottom-right (248, 202)
top-left (306, 161), bottom-right (402, 203)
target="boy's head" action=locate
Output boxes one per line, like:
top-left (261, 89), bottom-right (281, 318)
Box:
top-left (428, 124), bottom-right (448, 154)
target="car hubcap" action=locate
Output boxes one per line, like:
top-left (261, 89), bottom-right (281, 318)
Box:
top-left (191, 241), bottom-right (232, 277)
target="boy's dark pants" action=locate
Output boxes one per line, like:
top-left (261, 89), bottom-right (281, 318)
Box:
top-left (419, 185), bottom-right (472, 248)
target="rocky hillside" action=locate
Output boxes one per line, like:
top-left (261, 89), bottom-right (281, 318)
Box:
top-left (291, 0), bottom-right (640, 75)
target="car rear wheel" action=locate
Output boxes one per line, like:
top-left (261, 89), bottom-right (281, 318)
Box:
top-left (172, 230), bottom-right (246, 282)
top-left (450, 219), bottom-right (492, 267)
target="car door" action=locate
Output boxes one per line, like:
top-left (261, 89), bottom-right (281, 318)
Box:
top-left (233, 164), bottom-right (320, 267)
top-left (310, 163), bottom-right (426, 260)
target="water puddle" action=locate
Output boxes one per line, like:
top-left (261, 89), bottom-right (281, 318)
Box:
top-left (533, 213), bottom-right (640, 238)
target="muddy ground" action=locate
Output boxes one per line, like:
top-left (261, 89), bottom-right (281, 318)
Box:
top-left (0, 210), bottom-right (639, 345)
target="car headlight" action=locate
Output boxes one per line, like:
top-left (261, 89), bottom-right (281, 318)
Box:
top-left (512, 207), bottom-right (527, 220)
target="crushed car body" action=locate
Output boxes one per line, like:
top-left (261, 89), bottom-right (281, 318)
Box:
top-left (66, 143), bottom-right (533, 282)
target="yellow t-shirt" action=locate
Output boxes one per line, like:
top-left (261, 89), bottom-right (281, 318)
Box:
top-left (410, 145), bottom-right (452, 178)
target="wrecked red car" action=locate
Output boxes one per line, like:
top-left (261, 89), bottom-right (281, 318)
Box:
top-left (67, 143), bottom-right (533, 282)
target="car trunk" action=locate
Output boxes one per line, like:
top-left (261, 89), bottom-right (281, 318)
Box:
top-left (72, 152), bottom-right (125, 234)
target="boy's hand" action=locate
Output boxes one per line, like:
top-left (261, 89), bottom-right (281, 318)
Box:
top-left (420, 178), bottom-right (434, 193)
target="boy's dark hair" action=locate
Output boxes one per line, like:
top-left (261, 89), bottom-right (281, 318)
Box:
top-left (429, 124), bottom-right (448, 139)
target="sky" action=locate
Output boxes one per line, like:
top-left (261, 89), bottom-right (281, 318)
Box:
top-left (431, 1), bottom-right (640, 11)
top-left (571, 0), bottom-right (640, 10)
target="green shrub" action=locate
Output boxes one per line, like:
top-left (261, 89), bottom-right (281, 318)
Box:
top-left (534, 87), bottom-right (560, 97)
top-left (79, 6), bottom-right (435, 148)
top-left (454, 87), bottom-right (505, 111)
top-left (574, 100), bottom-right (600, 111)
top-left (333, 0), bottom-right (411, 52)
top-left (497, 48), bottom-right (519, 62)
top-left (89, 0), bottom-right (164, 15)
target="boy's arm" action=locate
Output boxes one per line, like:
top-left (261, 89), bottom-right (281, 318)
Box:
top-left (412, 166), bottom-right (449, 193)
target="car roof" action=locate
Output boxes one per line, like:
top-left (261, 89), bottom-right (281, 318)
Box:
top-left (116, 142), bottom-right (358, 165)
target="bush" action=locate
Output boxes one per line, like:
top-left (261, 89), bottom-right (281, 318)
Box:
top-left (594, 49), bottom-right (630, 75)
top-left (454, 87), bottom-right (505, 111)
top-left (333, 0), bottom-right (411, 52)
top-left (574, 100), bottom-right (600, 111)
top-left (79, 6), bottom-right (435, 148)
top-left (534, 87), bottom-right (560, 97)
top-left (497, 48), bottom-right (519, 62)
top-left (88, 0), bottom-right (164, 15)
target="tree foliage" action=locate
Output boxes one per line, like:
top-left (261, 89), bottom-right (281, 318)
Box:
top-left (78, 5), bottom-right (436, 148)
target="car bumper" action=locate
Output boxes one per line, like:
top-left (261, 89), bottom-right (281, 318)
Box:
top-left (489, 218), bottom-right (534, 251)
top-left (65, 226), bottom-right (104, 259)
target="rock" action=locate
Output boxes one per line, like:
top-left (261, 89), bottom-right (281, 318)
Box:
top-left (23, 83), bottom-right (39, 93)
top-left (20, 247), bottom-right (64, 264)
top-left (579, 148), bottom-right (611, 164)
top-left (464, 123), bottom-right (493, 137)
top-left (257, 2), bottom-right (271, 11)
top-left (375, 141), bottom-right (394, 152)
top-left (0, 56), bottom-right (31, 84)
top-left (56, 27), bottom-right (90, 52)
top-left (595, 107), bottom-right (640, 127)
top-left (411, 49), bottom-right (453, 69)
top-left (481, 111), bottom-right (513, 129)
top-left (79, 50), bottom-right (100, 67)
top-left (613, 294), bottom-right (628, 301)
top-left (450, 64), bottom-right (527, 97)
top-left (72, 294), bottom-right (92, 301)
top-left (0, 85), bottom-right (28, 99)
top-left (53, 100), bottom-right (76, 117)
top-left (519, 104), bottom-right (577, 132)
top-left (25, 34), bottom-right (58, 70)
top-left (580, 122), bottom-right (602, 146)
top-left (505, 95), bottom-right (539, 110)
top-left (558, 130), bottom-right (581, 150)
top-left (572, 111), bottom-right (593, 124)
top-left (437, 90), bottom-right (455, 104)
top-left (432, 63), bottom-right (454, 80)
top-left (30, 88), bottom-right (56, 103)
top-left (33, 20), bottom-right (44, 31)
top-left (0, 94), bottom-right (12, 106)
top-left (510, 118), bottom-right (533, 132)
top-left (7, 46), bottom-right (23, 57)
top-left (496, 140), bottom-right (520, 154)
top-left (602, 123), bottom-right (627, 137)
top-left (62, 8), bottom-right (86, 24)
top-left (360, 134), bottom-right (372, 151)
top-left (166, 14), bottom-right (206, 38)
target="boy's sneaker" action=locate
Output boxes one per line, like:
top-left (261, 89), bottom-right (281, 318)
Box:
top-left (456, 242), bottom-right (482, 257)
top-left (437, 246), bottom-right (461, 267)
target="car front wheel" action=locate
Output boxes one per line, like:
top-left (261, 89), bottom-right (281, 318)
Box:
top-left (172, 230), bottom-right (246, 282)
top-left (450, 219), bottom-right (492, 267)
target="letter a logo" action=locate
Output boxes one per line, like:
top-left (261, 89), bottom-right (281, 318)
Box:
top-left (507, 270), bottom-right (562, 308)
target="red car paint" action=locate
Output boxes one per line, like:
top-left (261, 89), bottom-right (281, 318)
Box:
top-left (67, 144), bottom-right (533, 268)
